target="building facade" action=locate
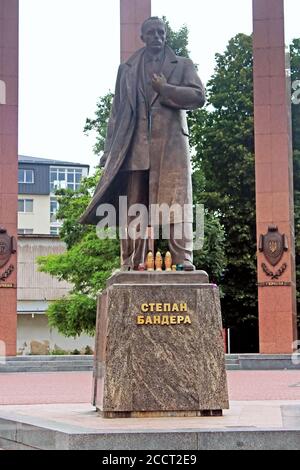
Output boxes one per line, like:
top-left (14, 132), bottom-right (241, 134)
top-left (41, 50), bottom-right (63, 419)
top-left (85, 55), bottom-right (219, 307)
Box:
top-left (18, 156), bottom-right (89, 235)
top-left (17, 235), bottom-right (93, 354)
top-left (17, 156), bottom-right (92, 354)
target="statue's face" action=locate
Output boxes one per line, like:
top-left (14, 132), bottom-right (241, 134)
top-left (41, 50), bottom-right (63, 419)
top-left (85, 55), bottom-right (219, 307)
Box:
top-left (141, 20), bottom-right (166, 53)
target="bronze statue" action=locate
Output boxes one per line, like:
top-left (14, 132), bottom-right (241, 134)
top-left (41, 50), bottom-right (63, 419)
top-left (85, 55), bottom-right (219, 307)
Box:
top-left (80, 17), bottom-right (205, 271)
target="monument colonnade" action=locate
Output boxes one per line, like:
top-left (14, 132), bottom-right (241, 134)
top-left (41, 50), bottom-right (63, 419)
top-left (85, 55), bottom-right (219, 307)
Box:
top-left (0, 0), bottom-right (297, 355)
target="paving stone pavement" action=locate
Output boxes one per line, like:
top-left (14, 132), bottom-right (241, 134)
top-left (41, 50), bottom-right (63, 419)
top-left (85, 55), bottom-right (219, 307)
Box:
top-left (0, 370), bottom-right (299, 405)
top-left (0, 371), bottom-right (299, 450)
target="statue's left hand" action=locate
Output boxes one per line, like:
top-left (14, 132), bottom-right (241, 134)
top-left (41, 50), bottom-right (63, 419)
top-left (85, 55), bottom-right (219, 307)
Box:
top-left (152, 73), bottom-right (167, 93)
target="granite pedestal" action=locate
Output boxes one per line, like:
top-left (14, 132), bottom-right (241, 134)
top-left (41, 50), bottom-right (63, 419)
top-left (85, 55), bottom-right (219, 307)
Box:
top-left (93, 271), bottom-right (229, 417)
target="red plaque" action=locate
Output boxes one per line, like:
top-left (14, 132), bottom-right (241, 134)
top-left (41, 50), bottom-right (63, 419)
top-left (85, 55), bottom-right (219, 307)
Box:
top-left (259, 225), bottom-right (288, 267)
top-left (0, 228), bottom-right (17, 269)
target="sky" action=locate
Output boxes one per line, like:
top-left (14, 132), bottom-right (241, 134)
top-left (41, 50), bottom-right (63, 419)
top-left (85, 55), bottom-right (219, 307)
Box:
top-left (18, 0), bottom-right (300, 173)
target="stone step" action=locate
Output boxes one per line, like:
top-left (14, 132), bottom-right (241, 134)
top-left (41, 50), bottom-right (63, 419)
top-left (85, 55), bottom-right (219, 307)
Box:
top-left (3, 359), bottom-right (93, 365)
top-left (0, 361), bottom-right (93, 367)
top-left (0, 366), bottom-right (93, 373)
top-left (225, 354), bottom-right (240, 367)
top-left (0, 404), bottom-right (299, 450)
top-left (0, 358), bottom-right (93, 373)
top-left (225, 364), bottom-right (241, 370)
top-left (226, 358), bottom-right (240, 364)
top-left (4, 355), bottom-right (93, 362)
top-left (1, 354), bottom-right (299, 372)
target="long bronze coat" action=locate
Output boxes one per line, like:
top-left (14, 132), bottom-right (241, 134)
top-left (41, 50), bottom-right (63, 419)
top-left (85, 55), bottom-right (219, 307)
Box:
top-left (80, 46), bottom-right (205, 225)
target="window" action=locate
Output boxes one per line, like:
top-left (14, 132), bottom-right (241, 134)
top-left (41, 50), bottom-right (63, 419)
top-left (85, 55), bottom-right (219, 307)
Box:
top-left (18, 229), bottom-right (34, 235)
top-left (50, 167), bottom-right (84, 193)
top-left (50, 197), bottom-right (59, 222)
top-left (18, 199), bottom-right (33, 213)
top-left (18, 169), bottom-right (34, 184)
top-left (50, 226), bottom-right (59, 236)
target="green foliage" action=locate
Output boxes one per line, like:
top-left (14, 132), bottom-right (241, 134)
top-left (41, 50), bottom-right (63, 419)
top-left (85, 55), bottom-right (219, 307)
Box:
top-left (290, 39), bottom-right (300, 150)
top-left (38, 170), bottom-right (120, 337)
top-left (84, 345), bottom-right (94, 355)
top-left (190, 34), bottom-right (300, 330)
top-left (39, 232), bottom-right (119, 296)
top-left (72, 349), bottom-right (81, 355)
top-left (193, 211), bottom-right (226, 286)
top-left (45, 294), bottom-right (97, 338)
top-left (84, 93), bottom-right (113, 157)
top-left (156, 208), bottom-right (226, 284)
top-left (38, 228), bottom-right (119, 337)
top-left (50, 346), bottom-right (69, 355)
top-left (162, 16), bottom-right (190, 58)
top-left (290, 39), bottom-right (300, 320)
top-left (55, 170), bottom-right (101, 249)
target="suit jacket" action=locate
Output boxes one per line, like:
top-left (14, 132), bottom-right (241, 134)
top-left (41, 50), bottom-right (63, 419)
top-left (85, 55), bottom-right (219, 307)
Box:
top-left (80, 46), bottom-right (205, 225)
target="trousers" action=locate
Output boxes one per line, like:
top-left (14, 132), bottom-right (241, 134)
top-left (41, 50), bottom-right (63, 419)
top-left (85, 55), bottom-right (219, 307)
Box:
top-left (120, 171), bottom-right (193, 269)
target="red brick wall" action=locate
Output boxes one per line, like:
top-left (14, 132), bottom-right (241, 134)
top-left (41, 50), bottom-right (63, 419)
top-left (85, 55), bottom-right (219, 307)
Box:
top-left (120, 0), bottom-right (151, 63)
top-left (0, 0), bottom-right (19, 356)
top-left (253, 0), bottom-right (298, 353)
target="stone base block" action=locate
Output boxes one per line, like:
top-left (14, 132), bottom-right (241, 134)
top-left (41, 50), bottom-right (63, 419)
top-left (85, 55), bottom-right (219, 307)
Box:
top-left (93, 271), bottom-right (229, 416)
top-left (100, 409), bottom-right (223, 418)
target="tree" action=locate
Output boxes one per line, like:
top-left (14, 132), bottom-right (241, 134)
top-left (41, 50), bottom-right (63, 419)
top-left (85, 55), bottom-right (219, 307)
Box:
top-left (84, 93), bottom-right (113, 157)
top-left (190, 34), bottom-right (300, 339)
top-left (290, 39), bottom-right (300, 150)
top-left (163, 16), bottom-right (190, 58)
top-left (193, 211), bottom-right (226, 286)
top-left (290, 39), bottom-right (300, 320)
top-left (189, 34), bottom-right (257, 330)
top-left (38, 173), bottom-right (120, 337)
top-left (38, 233), bottom-right (119, 337)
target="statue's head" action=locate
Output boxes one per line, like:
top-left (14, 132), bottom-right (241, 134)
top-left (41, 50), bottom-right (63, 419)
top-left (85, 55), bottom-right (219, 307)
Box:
top-left (141, 17), bottom-right (167, 53)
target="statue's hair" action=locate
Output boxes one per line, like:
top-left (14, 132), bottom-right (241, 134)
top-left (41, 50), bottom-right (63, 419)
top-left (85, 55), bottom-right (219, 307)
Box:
top-left (141, 17), bottom-right (166, 35)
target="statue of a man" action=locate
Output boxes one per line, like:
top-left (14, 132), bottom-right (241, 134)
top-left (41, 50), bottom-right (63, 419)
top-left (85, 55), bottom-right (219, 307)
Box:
top-left (80, 17), bottom-right (205, 270)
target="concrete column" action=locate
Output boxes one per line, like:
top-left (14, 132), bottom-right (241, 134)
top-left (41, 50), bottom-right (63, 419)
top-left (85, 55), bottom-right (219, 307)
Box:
top-left (0, 0), bottom-right (19, 356)
top-left (120, 0), bottom-right (151, 63)
top-left (253, 0), bottom-right (298, 353)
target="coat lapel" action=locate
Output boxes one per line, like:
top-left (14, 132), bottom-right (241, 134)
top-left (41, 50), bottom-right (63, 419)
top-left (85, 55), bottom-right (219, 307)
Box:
top-left (125, 48), bottom-right (145, 113)
top-left (150, 45), bottom-right (178, 106)
top-left (125, 46), bottom-right (178, 108)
